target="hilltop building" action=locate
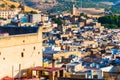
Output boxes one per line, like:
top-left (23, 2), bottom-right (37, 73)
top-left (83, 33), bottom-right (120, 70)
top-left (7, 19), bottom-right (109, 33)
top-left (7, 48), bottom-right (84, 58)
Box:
top-left (72, 4), bottom-right (77, 15)
top-left (71, 4), bottom-right (104, 17)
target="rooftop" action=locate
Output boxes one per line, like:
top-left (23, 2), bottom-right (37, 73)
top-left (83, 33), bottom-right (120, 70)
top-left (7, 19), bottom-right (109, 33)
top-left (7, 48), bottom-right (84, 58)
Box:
top-left (30, 66), bottom-right (64, 72)
top-left (0, 27), bottom-right (39, 35)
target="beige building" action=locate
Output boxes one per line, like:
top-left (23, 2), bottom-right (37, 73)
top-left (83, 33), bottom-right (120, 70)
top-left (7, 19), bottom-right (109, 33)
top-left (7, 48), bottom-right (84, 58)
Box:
top-left (53, 51), bottom-right (81, 60)
top-left (65, 63), bottom-right (83, 72)
top-left (0, 10), bottom-right (19, 19)
top-left (29, 14), bottom-right (41, 23)
top-left (71, 5), bottom-right (105, 17)
top-left (41, 14), bottom-right (49, 22)
top-left (82, 41), bottom-right (98, 48)
top-left (0, 27), bottom-right (42, 78)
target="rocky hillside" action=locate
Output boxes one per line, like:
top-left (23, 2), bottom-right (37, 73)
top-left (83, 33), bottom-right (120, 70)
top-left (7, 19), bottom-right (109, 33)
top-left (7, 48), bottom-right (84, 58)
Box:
top-left (10, 0), bottom-right (57, 11)
top-left (10, 0), bottom-right (120, 13)
top-left (0, 0), bottom-right (40, 13)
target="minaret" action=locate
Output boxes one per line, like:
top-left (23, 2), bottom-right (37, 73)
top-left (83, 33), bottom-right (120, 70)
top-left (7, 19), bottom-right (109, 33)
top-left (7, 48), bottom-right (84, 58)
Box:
top-left (72, 4), bottom-right (76, 15)
top-left (80, 0), bottom-right (82, 13)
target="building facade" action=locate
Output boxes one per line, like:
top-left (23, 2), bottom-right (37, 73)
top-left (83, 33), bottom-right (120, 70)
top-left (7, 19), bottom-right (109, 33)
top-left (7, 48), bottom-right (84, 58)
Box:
top-left (0, 27), bottom-right (42, 78)
top-left (29, 14), bottom-right (41, 23)
top-left (0, 10), bottom-right (18, 19)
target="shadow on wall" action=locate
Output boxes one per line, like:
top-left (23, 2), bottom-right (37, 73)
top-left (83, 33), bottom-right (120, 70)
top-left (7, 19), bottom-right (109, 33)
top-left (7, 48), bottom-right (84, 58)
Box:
top-left (14, 69), bottom-right (28, 79)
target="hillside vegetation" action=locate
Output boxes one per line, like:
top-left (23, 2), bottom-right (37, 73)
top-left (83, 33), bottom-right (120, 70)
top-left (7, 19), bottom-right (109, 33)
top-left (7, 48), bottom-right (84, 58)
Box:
top-left (98, 15), bottom-right (120, 28)
top-left (0, 0), bottom-right (40, 13)
top-left (10, 0), bottom-right (120, 14)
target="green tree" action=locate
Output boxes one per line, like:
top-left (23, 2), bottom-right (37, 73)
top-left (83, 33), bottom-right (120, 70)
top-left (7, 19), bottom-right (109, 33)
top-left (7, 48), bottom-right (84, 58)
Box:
top-left (10, 5), bottom-right (16, 9)
top-left (30, 11), bottom-right (38, 14)
top-left (0, 4), bottom-right (5, 8)
top-left (24, 11), bottom-right (38, 14)
top-left (98, 15), bottom-right (120, 29)
top-left (80, 13), bottom-right (88, 18)
top-left (52, 18), bottom-right (62, 25)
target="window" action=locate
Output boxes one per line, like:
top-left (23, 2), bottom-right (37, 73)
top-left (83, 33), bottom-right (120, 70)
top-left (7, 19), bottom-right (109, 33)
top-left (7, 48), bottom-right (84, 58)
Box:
top-left (38, 52), bottom-right (40, 54)
top-left (3, 57), bottom-right (5, 60)
top-left (33, 46), bottom-right (36, 50)
top-left (23, 49), bottom-right (25, 51)
top-left (23, 40), bottom-right (25, 43)
top-left (21, 52), bottom-right (24, 57)
top-left (0, 52), bottom-right (1, 55)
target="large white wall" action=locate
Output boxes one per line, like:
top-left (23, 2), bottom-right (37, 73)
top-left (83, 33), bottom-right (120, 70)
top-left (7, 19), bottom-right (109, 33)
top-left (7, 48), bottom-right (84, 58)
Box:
top-left (0, 29), bottom-right (42, 78)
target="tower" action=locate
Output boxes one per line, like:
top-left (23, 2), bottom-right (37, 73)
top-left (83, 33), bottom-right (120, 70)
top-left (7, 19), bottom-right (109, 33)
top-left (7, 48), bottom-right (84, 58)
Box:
top-left (72, 0), bottom-right (77, 15)
top-left (80, 0), bottom-right (83, 13)
top-left (72, 4), bottom-right (76, 15)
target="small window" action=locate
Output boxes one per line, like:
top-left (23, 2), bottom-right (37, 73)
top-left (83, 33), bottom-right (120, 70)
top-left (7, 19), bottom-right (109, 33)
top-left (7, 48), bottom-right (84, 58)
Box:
top-left (23, 49), bottom-right (25, 51)
top-left (0, 52), bottom-right (1, 55)
top-left (33, 46), bottom-right (36, 50)
top-left (23, 40), bottom-right (25, 43)
top-left (21, 52), bottom-right (24, 57)
top-left (3, 57), bottom-right (5, 60)
top-left (38, 52), bottom-right (40, 54)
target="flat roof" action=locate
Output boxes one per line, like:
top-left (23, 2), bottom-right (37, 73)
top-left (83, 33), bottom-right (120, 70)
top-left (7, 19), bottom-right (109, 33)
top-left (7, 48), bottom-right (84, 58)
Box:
top-left (0, 27), bottom-right (39, 35)
top-left (30, 66), bottom-right (64, 72)
top-left (30, 66), bottom-right (44, 71)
